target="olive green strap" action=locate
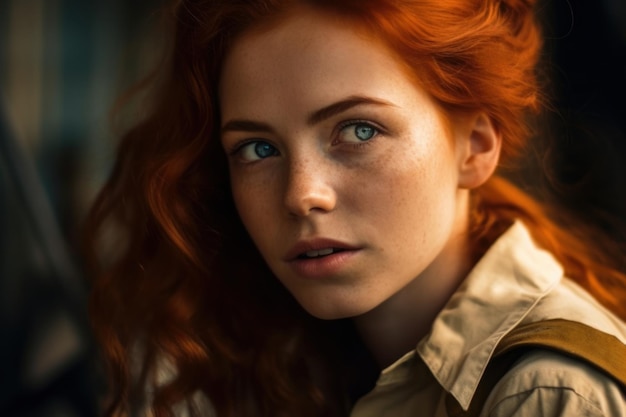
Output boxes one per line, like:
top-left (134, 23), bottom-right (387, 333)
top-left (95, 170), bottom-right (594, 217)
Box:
top-left (445, 319), bottom-right (626, 417)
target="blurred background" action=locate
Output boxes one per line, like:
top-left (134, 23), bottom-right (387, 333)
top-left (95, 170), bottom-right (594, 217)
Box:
top-left (0, 0), bottom-right (624, 416)
top-left (0, 1), bottom-right (162, 416)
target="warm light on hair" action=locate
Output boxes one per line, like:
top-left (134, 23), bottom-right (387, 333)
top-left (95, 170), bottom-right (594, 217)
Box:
top-left (84, 0), bottom-right (626, 416)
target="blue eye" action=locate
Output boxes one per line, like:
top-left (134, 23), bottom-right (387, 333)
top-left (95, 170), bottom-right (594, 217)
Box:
top-left (239, 141), bottom-right (279, 161)
top-left (354, 124), bottom-right (376, 141)
top-left (338, 122), bottom-right (379, 144)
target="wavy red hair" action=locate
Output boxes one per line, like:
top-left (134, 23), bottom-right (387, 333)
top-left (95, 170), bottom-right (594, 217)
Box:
top-left (85, 0), bottom-right (626, 416)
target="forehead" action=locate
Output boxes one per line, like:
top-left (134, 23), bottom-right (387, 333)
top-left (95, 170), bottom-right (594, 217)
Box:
top-left (218, 7), bottom-right (425, 122)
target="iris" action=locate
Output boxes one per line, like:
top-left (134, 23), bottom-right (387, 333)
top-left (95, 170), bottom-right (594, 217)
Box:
top-left (355, 124), bottom-right (376, 141)
top-left (254, 142), bottom-right (278, 158)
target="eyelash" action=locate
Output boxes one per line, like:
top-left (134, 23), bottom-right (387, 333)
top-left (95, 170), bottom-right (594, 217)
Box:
top-left (334, 119), bottom-right (384, 148)
top-left (227, 119), bottom-right (386, 159)
top-left (228, 139), bottom-right (267, 157)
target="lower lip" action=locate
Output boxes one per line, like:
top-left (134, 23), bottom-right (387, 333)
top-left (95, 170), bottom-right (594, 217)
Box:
top-left (288, 250), bottom-right (360, 279)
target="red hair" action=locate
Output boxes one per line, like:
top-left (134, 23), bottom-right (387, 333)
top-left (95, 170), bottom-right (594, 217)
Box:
top-left (85, 0), bottom-right (626, 416)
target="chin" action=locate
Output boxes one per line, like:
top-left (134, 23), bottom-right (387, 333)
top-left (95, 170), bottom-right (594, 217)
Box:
top-left (297, 296), bottom-right (379, 321)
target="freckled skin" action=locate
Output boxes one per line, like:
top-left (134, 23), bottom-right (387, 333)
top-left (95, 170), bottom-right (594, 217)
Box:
top-left (219, 8), bottom-right (473, 324)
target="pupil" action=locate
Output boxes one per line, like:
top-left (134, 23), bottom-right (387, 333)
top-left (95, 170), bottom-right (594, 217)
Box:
top-left (255, 143), bottom-right (276, 158)
top-left (355, 125), bottom-right (374, 141)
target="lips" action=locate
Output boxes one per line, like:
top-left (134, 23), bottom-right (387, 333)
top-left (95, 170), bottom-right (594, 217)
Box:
top-left (284, 238), bottom-right (359, 261)
top-left (301, 248), bottom-right (340, 258)
top-left (284, 238), bottom-right (361, 280)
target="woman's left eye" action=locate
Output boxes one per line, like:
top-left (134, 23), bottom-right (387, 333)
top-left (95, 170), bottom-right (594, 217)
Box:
top-left (337, 122), bottom-right (380, 144)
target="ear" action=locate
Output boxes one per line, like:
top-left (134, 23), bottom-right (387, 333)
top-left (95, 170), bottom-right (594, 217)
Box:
top-left (456, 112), bottom-right (502, 189)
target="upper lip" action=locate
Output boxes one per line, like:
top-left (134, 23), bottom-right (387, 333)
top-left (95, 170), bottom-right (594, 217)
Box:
top-left (284, 238), bottom-right (360, 261)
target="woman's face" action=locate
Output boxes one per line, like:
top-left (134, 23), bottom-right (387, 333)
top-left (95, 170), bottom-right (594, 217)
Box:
top-left (219, 8), bottom-right (472, 319)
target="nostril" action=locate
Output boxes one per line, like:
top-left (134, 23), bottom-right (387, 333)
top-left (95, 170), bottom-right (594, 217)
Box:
top-left (284, 183), bottom-right (337, 216)
top-left (283, 161), bottom-right (337, 216)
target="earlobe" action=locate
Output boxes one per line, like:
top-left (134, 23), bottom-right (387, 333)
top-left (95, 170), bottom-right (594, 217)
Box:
top-left (457, 113), bottom-right (502, 189)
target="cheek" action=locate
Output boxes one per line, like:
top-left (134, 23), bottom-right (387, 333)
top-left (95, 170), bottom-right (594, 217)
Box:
top-left (353, 137), bottom-right (457, 236)
top-left (231, 180), bottom-right (262, 232)
top-left (356, 137), bottom-right (450, 199)
top-left (230, 174), bottom-right (281, 248)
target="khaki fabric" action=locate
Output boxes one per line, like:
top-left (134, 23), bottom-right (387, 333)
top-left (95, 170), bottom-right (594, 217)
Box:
top-left (351, 221), bottom-right (626, 417)
top-left (152, 221), bottom-right (626, 416)
top-left (447, 319), bottom-right (626, 417)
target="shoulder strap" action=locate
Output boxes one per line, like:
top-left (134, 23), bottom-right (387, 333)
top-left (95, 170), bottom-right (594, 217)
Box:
top-left (445, 319), bottom-right (626, 417)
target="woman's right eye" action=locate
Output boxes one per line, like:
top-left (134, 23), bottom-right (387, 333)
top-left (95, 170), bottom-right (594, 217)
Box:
top-left (236, 141), bottom-right (279, 162)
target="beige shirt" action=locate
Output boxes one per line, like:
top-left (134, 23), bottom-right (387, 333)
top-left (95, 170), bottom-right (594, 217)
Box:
top-left (350, 221), bottom-right (626, 417)
top-left (156, 221), bottom-right (626, 416)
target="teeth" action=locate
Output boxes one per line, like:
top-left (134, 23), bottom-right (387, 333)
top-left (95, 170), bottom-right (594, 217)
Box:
top-left (305, 248), bottom-right (335, 258)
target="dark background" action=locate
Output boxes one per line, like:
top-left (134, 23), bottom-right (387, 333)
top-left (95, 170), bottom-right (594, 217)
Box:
top-left (0, 0), bottom-right (624, 415)
top-left (539, 0), bottom-right (626, 238)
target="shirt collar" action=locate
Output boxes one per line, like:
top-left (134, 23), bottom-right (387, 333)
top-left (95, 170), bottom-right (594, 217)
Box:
top-left (416, 221), bottom-right (563, 410)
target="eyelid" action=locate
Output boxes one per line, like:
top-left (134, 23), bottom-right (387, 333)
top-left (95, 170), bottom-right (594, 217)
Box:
top-left (225, 135), bottom-right (267, 154)
top-left (333, 119), bottom-right (386, 143)
top-left (226, 138), bottom-right (256, 157)
top-left (228, 139), bottom-right (280, 163)
top-left (337, 119), bottom-right (386, 132)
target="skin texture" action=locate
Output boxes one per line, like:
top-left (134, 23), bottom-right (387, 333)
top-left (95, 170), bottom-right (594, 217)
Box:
top-left (219, 7), bottom-right (501, 366)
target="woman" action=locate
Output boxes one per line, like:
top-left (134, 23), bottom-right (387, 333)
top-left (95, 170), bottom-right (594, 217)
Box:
top-left (87, 0), bottom-right (626, 416)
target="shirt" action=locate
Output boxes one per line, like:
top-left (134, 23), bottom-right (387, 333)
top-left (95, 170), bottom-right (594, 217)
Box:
top-left (350, 221), bottom-right (626, 417)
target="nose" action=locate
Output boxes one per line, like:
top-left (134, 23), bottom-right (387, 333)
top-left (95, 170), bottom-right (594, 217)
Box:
top-left (283, 158), bottom-right (337, 217)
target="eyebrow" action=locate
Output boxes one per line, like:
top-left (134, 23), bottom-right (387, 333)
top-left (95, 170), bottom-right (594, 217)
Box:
top-left (221, 95), bottom-right (394, 135)
top-left (307, 96), bottom-right (394, 125)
